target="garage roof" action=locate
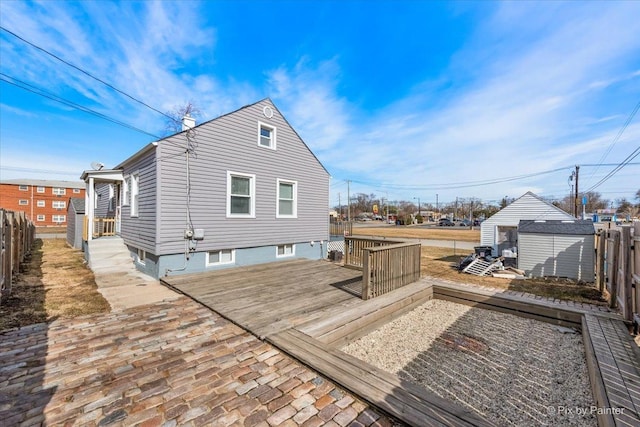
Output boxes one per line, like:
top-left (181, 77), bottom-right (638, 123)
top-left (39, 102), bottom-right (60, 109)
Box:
top-left (518, 219), bottom-right (595, 235)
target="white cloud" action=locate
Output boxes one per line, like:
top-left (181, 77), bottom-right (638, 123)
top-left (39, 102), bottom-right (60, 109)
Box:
top-left (267, 57), bottom-right (353, 151)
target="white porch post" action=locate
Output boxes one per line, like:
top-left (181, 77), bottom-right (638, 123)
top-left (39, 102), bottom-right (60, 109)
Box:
top-left (87, 177), bottom-right (95, 241)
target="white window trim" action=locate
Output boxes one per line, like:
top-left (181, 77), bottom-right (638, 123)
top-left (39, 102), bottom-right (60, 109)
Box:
top-left (37, 200), bottom-right (45, 207)
top-left (122, 176), bottom-right (130, 206)
top-left (136, 248), bottom-right (146, 265)
top-left (130, 173), bottom-right (139, 217)
top-left (36, 215), bottom-right (45, 221)
top-left (18, 185), bottom-right (28, 191)
top-left (276, 179), bottom-right (298, 218)
top-left (73, 188), bottom-right (81, 193)
top-left (52, 201), bottom-right (66, 209)
top-left (257, 121), bottom-right (277, 150)
top-left (18, 199), bottom-right (28, 205)
top-left (52, 187), bottom-right (66, 196)
top-left (52, 214), bottom-right (66, 223)
top-left (226, 171), bottom-right (256, 218)
top-left (37, 186), bottom-right (45, 193)
top-left (276, 243), bottom-right (295, 258)
top-left (206, 249), bottom-right (236, 266)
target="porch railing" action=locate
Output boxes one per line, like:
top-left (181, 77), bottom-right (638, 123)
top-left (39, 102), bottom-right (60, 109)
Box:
top-left (344, 236), bottom-right (422, 300)
top-left (83, 216), bottom-right (117, 240)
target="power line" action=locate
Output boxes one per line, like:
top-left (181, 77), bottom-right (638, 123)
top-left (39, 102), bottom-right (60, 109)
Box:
top-left (0, 73), bottom-right (162, 139)
top-left (0, 25), bottom-right (175, 121)
top-left (347, 166), bottom-right (571, 191)
top-left (585, 144), bottom-right (640, 192)
top-left (585, 100), bottom-right (640, 186)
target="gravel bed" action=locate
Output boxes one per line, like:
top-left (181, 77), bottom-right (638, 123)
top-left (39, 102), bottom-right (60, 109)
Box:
top-left (341, 299), bottom-right (596, 426)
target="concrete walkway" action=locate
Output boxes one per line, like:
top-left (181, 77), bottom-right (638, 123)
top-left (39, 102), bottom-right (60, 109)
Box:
top-left (87, 237), bottom-right (178, 310)
top-left (0, 297), bottom-right (394, 427)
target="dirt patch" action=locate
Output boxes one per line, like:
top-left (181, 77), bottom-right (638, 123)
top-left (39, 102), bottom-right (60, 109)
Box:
top-left (0, 239), bottom-right (110, 330)
top-left (354, 226), bottom-right (480, 242)
top-left (421, 246), bottom-right (606, 305)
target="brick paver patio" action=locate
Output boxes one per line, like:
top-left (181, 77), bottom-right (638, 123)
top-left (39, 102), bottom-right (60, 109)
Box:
top-left (0, 297), bottom-right (395, 427)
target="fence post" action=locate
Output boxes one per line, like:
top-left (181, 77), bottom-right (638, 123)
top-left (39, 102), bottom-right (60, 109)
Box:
top-left (633, 223), bottom-right (640, 326)
top-left (0, 209), bottom-right (9, 298)
top-left (362, 248), bottom-right (371, 300)
top-left (622, 227), bottom-right (633, 321)
top-left (596, 230), bottom-right (606, 292)
top-left (609, 230), bottom-right (620, 309)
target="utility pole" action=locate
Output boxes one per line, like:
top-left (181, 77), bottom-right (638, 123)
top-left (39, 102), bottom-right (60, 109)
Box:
top-left (574, 165), bottom-right (580, 218)
top-left (455, 197), bottom-right (458, 220)
top-left (436, 194), bottom-right (439, 217)
top-left (346, 180), bottom-right (351, 222)
top-left (385, 191), bottom-right (388, 223)
top-left (338, 192), bottom-right (342, 221)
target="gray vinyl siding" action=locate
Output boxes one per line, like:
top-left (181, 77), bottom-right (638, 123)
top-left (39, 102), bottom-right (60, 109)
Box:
top-left (481, 192), bottom-right (574, 250)
top-left (119, 149), bottom-right (157, 254)
top-left (94, 183), bottom-right (111, 217)
top-left (518, 234), bottom-right (594, 281)
top-left (155, 99), bottom-right (329, 255)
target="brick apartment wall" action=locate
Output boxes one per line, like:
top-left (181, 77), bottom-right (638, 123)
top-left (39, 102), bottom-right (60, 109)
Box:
top-left (0, 183), bottom-right (86, 227)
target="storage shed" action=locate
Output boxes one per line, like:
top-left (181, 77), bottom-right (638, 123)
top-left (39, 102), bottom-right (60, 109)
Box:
top-left (517, 219), bottom-right (595, 282)
top-left (67, 198), bottom-right (85, 249)
top-left (480, 192), bottom-right (575, 256)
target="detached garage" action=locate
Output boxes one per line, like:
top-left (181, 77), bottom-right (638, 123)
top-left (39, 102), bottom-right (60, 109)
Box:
top-left (517, 219), bottom-right (595, 282)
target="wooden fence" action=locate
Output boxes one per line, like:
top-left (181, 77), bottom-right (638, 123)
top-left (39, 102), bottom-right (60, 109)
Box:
top-left (344, 236), bottom-right (422, 300)
top-left (0, 209), bottom-right (36, 299)
top-left (330, 221), bottom-right (353, 236)
top-left (595, 223), bottom-right (639, 323)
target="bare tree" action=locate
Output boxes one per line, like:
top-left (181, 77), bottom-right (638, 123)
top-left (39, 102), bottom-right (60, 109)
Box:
top-left (164, 101), bottom-right (201, 135)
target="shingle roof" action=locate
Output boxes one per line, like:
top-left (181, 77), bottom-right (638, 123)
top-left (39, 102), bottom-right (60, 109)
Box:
top-left (69, 198), bottom-right (85, 214)
top-left (518, 220), bottom-right (595, 235)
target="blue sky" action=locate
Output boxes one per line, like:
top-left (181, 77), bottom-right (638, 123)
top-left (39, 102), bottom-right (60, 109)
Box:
top-left (1, 0), bottom-right (639, 209)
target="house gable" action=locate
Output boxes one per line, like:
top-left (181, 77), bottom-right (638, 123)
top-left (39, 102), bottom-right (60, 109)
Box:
top-left (153, 98), bottom-right (330, 256)
top-left (480, 191), bottom-right (575, 249)
top-left (485, 192), bottom-right (574, 226)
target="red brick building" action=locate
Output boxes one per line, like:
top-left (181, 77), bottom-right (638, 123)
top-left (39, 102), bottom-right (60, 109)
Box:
top-left (0, 179), bottom-right (85, 227)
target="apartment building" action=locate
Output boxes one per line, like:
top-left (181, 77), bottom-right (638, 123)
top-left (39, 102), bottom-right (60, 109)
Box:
top-left (0, 179), bottom-right (85, 227)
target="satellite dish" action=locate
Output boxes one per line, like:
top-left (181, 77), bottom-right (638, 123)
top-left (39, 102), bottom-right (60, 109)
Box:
top-left (90, 161), bottom-right (105, 171)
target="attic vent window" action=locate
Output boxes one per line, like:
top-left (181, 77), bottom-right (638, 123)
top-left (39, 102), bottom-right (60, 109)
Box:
top-left (258, 122), bottom-right (276, 149)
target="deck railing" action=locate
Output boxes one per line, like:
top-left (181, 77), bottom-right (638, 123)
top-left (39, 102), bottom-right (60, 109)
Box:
top-left (83, 217), bottom-right (117, 240)
top-left (344, 236), bottom-right (422, 300)
top-left (362, 242), bottom-right (422, 300)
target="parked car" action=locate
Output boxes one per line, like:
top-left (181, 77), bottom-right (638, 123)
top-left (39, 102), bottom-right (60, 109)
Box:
top-left (459, 220), bottom-right (471, 227)
top-left (438, 218), bottom-right (454, 226)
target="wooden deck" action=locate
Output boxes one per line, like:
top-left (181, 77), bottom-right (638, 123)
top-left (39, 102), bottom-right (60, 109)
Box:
top-left (161, 259), bottom-right (365, 339)
top-left (161, 260), bottom-right (640, 427)
top-left (582, 315), bottom-right (640, 427)
top-left (161, 259), bottom-right (491, 426)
